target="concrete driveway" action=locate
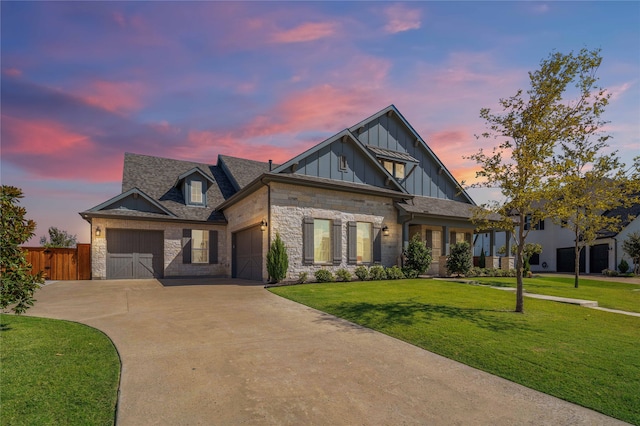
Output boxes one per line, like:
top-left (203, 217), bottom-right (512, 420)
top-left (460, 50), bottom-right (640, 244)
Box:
top-left (26, 279), bottom-right (625, 425)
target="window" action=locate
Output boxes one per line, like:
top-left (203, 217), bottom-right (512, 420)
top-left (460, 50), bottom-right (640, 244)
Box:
top-left (426, 230), bottom-right (442, 258)
top-left (379, 159), bottom-right (405, 179)
top-left (313, 219), bottom-right (331, 263)
top-left (524, 216), bottom-right (545, 231)
top-left (339, 155), bottom-right (348, 171)
top-left (190, 180), bottom-right (203, 204)
top-left (303, 217), bottom-right (341, 265)
top-left (191, 230), bottom-right (209, 263)
top-left (357, 222), bottom-right (372, 263)
top-left (530, 253), bottom-right (540, 265)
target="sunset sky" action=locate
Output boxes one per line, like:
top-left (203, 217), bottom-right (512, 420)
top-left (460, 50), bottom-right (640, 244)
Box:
top-left (2, 1), bottom-right (639, 245)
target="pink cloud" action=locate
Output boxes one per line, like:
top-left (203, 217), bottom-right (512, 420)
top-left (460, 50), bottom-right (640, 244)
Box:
top-left (2, 115), bottom-right (91, 155)
top-left (3, 68), bottom-right (22, 77)
top-left (607, 81), bottom-right (634, 102)
top-left (270, 21), bottom-right (339, 43)
top-left (77, 80), bottom-right (146, 113)
top-left (383, 4), bottom-right (421, 34)
top-left (1, 115), bottom-right (122, 182)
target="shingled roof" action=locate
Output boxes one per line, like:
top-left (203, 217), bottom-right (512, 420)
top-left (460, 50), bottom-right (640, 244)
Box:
top-left (598, 199), bottom-right (640, 238)
top-left (396, 195), bottom-right (501, 221)
top-left (218, 155), bottom-right (278, 190)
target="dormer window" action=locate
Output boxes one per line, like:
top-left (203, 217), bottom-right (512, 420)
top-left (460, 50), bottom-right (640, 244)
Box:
top-left (187, 179), bottom-right (205, 206)
top-left (380, 159), bottom-right (405, 179)
top-left (191, 180), bottom-right (203, 204)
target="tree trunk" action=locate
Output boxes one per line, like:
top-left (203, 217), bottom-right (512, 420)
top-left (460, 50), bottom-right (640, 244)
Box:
top-left (515, 216), bottom-right (525, 313)
top-left (574, 235), bottom-right (580, 289)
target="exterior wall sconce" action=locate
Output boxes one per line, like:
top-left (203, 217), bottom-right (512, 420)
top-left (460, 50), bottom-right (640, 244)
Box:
top-left (95, 226), bottom-right (101, 237)
top-left (382, 225), bottom-right (389, 237)
top-left (260, 220), bottom-right (268, 232)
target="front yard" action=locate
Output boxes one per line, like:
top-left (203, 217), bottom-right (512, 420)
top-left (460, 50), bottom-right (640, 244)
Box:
top-left (472, 275), bottom-right (640, 313)
top-left (0, 315), bottom-right (120, 425)
top-left (269, 279), bottom-right (640, 425)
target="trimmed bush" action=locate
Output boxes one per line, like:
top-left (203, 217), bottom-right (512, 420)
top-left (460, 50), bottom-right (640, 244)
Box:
top-left (385, 265), bottom-right (405, 280)
top-left (266, 233), bottom-right (288, 283)
top-left (354, 265), bottom-right (369, 281)
top-left (446, 241), bottom-right (472, 277)
top-left (479, 248), bottom-right (486, 268)
top-left (314, 269), bottom-right (334, 283)
top-left (369, 265), bottom-right (386, 280)
top-left (298, 272), bottom-right (308, 284)
top-left (336, 268), bottom-right (352, 282)
top-left (618, 259), bottom-right (630, 274)
top-left (403, 234), bottom-right (432, 275)
top-left (402, 268), bottom-right (419, 279)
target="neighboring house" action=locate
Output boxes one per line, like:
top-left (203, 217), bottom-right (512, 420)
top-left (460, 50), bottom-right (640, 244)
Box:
top-left (81, 105), bottom-right (490, 281)
top-left (517, 203), bottom-right (640, 274)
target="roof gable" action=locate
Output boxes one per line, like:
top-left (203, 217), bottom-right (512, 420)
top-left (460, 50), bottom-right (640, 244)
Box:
top-left (350, 105), bottom-right (474, 204)
top-left (271, 129), bottom-right (407, 193)
top-left (174, 167), bottom-right (216, 188)
top-left (86, 188), bottom-right (176, 217)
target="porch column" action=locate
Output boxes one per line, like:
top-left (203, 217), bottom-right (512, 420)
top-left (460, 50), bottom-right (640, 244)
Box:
top-left (439, 226), bottom-right (450, 276)
top-left (486, 230), bottom-right (499, 269)
top-left (502, 231), bottom-right (514, 271)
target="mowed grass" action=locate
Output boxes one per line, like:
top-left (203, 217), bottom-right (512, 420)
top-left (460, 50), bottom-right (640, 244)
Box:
top-left (0, 314), bottom-right (120, 426)
top-left (472, 275), bottom-right (640, 313)
top-left (269, 280), bottom-right (640, 424)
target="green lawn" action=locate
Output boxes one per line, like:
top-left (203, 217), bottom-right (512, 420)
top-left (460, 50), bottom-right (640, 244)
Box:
top-left (0, 314), bottom-right (120, 426)
top-left (472, 276), bottom-right (640, 313)
top-left (270, 280), bottom-right (640, 425)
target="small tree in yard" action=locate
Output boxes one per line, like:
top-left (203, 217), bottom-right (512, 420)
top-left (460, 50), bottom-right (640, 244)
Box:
top-left (40, 226), bottom-right (77, 248)
top-left (467, 48), bottom-right (612, 312)
top-left (266, 233), bottom-right (288, 283)
top-left (622, 232), bottom-right (640, 274)
top-left (1, 186), bottom-right (44, 314)
top-left (447, 241), bottom-right (472, 277)
top-left (402, 233), bottom-right (432, 278)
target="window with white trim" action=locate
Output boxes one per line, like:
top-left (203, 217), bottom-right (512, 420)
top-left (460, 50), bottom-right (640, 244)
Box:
top-left (313, 219), bottom-right (332, 263)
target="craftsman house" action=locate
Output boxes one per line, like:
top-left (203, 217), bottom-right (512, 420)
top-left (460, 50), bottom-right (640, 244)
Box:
top-left (81, 105), bottom-right (489, 281)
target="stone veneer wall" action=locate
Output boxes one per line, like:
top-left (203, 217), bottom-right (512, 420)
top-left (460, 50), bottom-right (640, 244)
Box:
top-left (223, 186), bottom-right (269, 279)
top-left (90, 218), bottom-right (228, 279)
top-left (268, 182), bottom-right (400, 280)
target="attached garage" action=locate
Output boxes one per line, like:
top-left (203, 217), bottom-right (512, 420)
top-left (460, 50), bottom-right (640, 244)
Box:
top-left (589, 243), bottom-right (609, 274)
top-left (556, 247), bottom-right (585, 273)
top-left (232, 226), bottom-right (263, 281)
top-left (107, 229), bottom-right (164, 279)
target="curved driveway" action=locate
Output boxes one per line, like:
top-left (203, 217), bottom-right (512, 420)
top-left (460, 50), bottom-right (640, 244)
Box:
top-left (27, 279), bottom-right (626, 425)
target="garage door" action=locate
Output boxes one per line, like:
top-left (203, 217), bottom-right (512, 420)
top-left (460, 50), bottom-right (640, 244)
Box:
top-left (589, 244), bottom-right (609, 274)
top-left (233, 226), bottom-right (263, 281)
top-left (556, 247), bottom-right (585, 273)
top-left (107, 229), bottom-right (164, 279)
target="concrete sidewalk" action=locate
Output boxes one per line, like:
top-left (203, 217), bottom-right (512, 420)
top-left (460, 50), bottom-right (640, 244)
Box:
top-left (26, 279), bottom-right (627, 425)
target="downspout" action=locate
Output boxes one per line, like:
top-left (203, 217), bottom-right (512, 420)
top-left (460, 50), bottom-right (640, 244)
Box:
top-left (613, 237), bottom-right (617, 271)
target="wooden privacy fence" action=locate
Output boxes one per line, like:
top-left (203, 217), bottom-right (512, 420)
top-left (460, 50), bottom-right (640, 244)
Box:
top-left (23, 244), bottom-right (91, 280)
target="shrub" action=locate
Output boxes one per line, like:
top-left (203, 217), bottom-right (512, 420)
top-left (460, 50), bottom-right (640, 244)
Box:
top-left (402, 268), bottom-right (419, 279)
top-left (336, 268), bottom-right (352, 282)
top-left (446, 241), bottom-right (472, 277)
top-left (314, 269), bottom-right (334, 283)
top-left (369, 265), bottom-right (386, 280)
top-left (298, 272), bottom-right (308, 284)
top-left (266, 233), bottom-right (288, 283)
top-left (602, 268), bottom-right (619, 277)
top-left (354, 265), bottom-right (369, 281)
top-left (385, 265), bottom-right (405, 280)
top-left (479, 249), bottom-right (486, 268)
top-left (403, 234), bottom-right (432, 275)
top-left (618, 259), bottom-right (630, 274)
